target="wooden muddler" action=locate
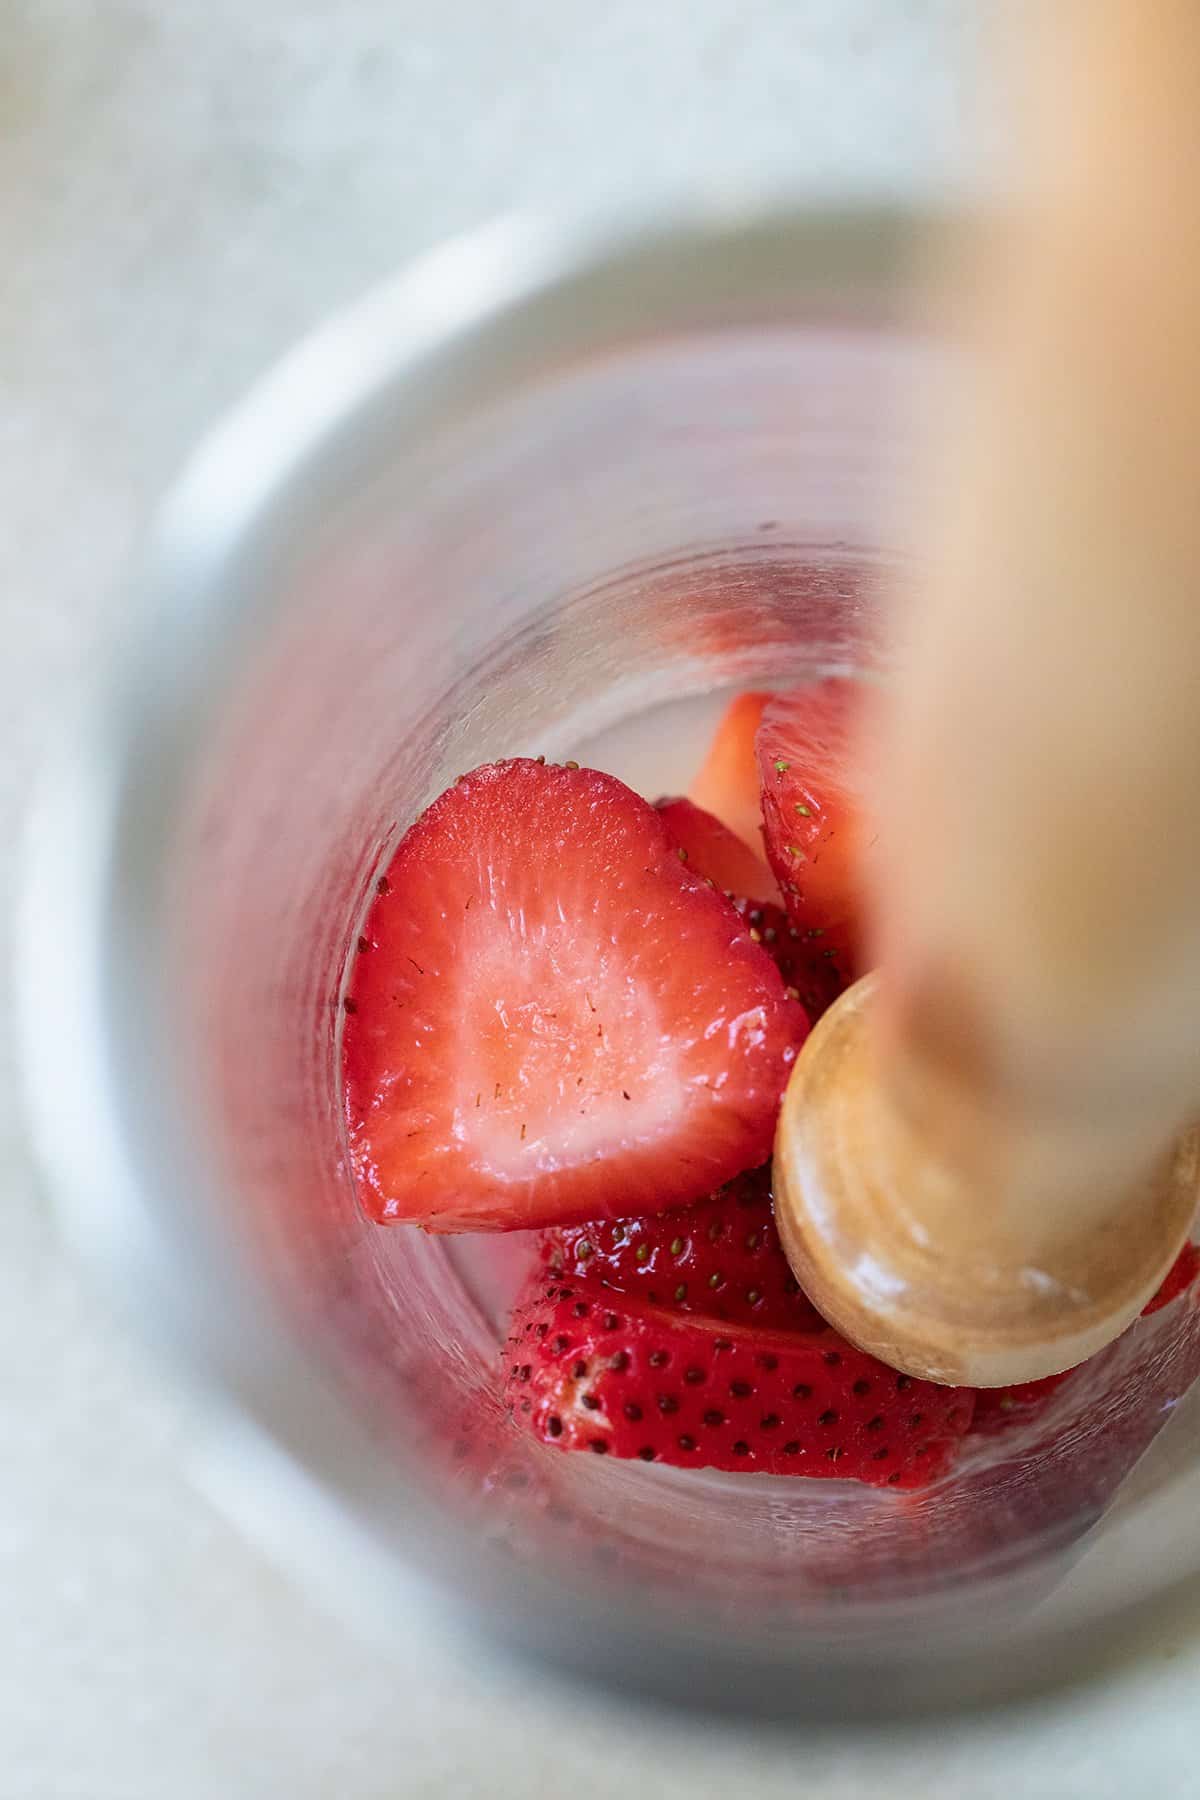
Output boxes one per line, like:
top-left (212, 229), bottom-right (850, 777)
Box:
top-left (774, 1), bottom-right (1200, 1385)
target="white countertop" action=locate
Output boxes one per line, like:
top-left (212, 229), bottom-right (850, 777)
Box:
top-left (4, 3), bottom-right (1199, 1794)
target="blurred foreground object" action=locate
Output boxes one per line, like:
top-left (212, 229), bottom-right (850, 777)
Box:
top-left (775, 0), bottom-right (1200, 1383)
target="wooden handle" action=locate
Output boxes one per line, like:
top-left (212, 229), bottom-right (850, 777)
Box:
top-left (774, 976), bottom-right (1200, 1386)
top-left (876, 0), bottom-right (1200, 1163)
top-left (773, 4), bottom-right (1200, 1386)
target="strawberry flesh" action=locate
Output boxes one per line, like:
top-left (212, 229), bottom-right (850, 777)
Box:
top-left (505, 1275), bottom-right (976, 1486)
top-left (654, 795), bottom-right (774, 902)
top-left (540, 1165), bottom-right (827, 1332)
top-left (654, 793), bottom-right (848, 1023)
top-left (727, 894), bottom-right (850, 1025)
top-left (343, 759), bottom-right (808, 1231)
top-left (688, 690), bottom-right (772, 860)
top-left (756, 676), bottom-right (867, 977)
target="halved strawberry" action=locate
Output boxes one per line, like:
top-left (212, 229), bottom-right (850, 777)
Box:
top-left (688, 690), bottom-right (771, 855)
top-left (728, 895), bottom-right (850, 1025)
top-left (540, 1165), bottom-right (827, 1332)
top-left (655, 794), bottom-right (848, 1023)
top-left (756, 676), bottom-right (868, 977)
top-left (504, 1275), bottom-right (976, 1486)
top-left (654, 795), bottom-right (774, 901)
top-left (343, 759), bottom-right (808, 1231)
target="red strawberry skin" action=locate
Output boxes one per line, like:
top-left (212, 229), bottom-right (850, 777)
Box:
top-left (540, 1165), bottom-right (827, 1332)
top-left (504, 1277), bottom-right (976, 1486)
top-left (756, 677), bottom-right (865, 976)
top-left (654, 795), bottom-right (774, 902)
top-left (343, 760), bottom-right (808, 1231)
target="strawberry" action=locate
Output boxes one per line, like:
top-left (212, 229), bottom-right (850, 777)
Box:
top-left (728, 895), bottom-right (850, 1025)
top-left (343, 759), bottom-right (808, 1231)
top-left (654, 795), bottom-right (774, 902)
top-left (756, 676), bottom-right (867, 977)
top-left (688, 690), bottom-right (772, 859)
top-left (504, 1275), bottom-right (976, 1486)
top-left (655, 795), bottom-right (848, 1023)
top-left (540, 1164), bottom-right (827, 1332)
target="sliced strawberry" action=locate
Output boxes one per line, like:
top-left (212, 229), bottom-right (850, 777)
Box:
top-left (756, 676), bottom-right (868, 977)
top-left (728, 895), bottom-right (850, 1025)
top-left (654, 795), bottom-right (774, 902)
top-left (655, 794), bottom-right (847, 1023)
top-left (540, 1165), bottom-right (827, 1332)
top-left (504, 1275), bottom-right (976, 1486)
top-left (688, 690), bottom-right (771, 856)
top-left (343, 759), bottom-right (808, 1231)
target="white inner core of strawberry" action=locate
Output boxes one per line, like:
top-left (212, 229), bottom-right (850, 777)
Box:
top-left (456, 923), bottom-right (687, 1175)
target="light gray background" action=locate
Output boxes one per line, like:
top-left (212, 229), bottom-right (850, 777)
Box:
top-left (4, 4), bottom-right (1199, 1796)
